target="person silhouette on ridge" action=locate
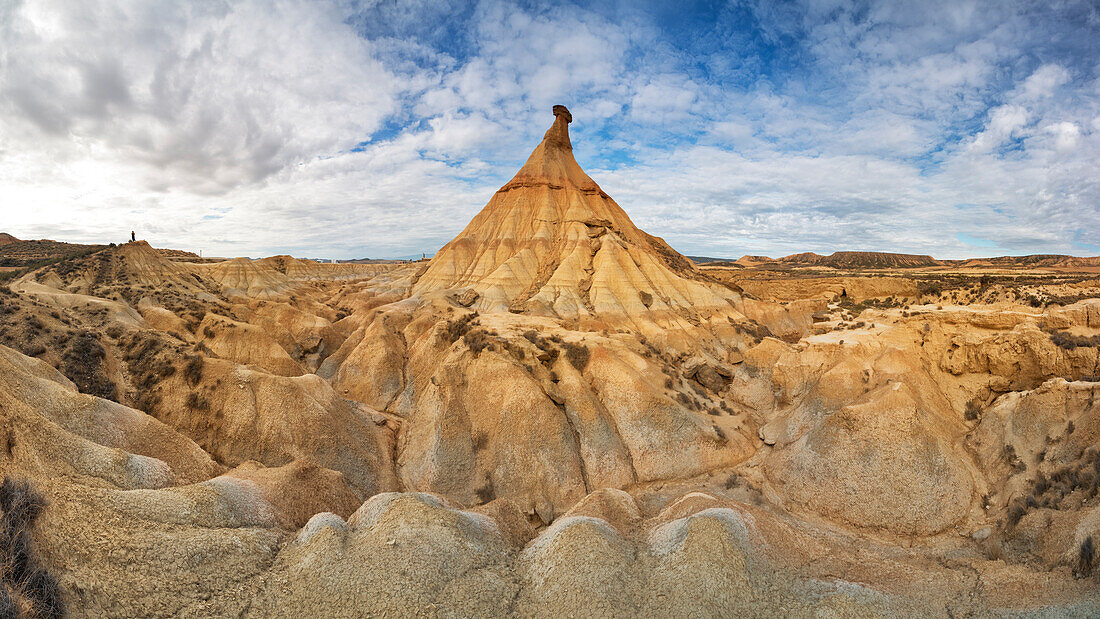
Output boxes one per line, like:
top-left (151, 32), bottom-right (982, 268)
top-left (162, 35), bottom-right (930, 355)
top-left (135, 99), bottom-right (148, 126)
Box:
top-left (131, 231), bottom-right (135, 243)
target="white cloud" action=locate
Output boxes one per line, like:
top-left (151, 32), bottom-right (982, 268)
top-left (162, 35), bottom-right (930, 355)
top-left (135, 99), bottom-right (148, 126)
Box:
top-left (968, 104), bottom-right (1029, 152)
top-left (1, 0), bottom-right (399, 192)
top-left (1045, 121), bottom-right (1082, 152)
top-left (1020, 64), bottom-right (1070, 100)
top-left (0, 0), bottom-right (1097, 259)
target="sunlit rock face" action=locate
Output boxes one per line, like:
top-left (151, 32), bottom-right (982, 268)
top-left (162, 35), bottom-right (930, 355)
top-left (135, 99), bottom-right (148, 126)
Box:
top-left (2, 106), bottom-right (1099, 616)
top-left (411, 105), bottom-right (759, 336)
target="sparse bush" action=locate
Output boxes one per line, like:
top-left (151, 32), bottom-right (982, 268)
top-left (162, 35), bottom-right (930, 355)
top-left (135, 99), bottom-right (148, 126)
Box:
top-left (462, 329), bottom-right (493, 355)
top-left (21, 342), bottom-right (46, 358)
top-left (474, 481), bottom-right (494, 504)
top-left (712, 424), bottom-right (727, 442)
top-left (1001, 450), bottom-right (1100, 537)
top-left (1006, 501), bottom-right (1027, 528)
top-left (492, 335), bottom-right (526, 359)
top-left (562, 341), bottom-right (590, 371)
top-left (1075, 536), bottom-right (1095, 579)
top-left (472, 432), bottom-right (488, 452)
top-left (185, 392), bottom-right (209, 411)
top-left (729, 319), bottom-right (773, 344)
top-left (964, 401), bottom-right (981, 421)
top-left (919, 281), bottom-right (942, 297)
top-left (1048, 331), bottom-right (1100, 351)
top-left (639, 291), bottom-right (653, 307)
top-left (443, 313), bottom-right (477, 343)
top-left (0, 477), bottom-right (63, 618)
top-left (182, 355), bottom-right (203, 385)
top-left (1001, 444), bottom-right (1025, 472)
top-left (62, 331), bottom-right (117, 401)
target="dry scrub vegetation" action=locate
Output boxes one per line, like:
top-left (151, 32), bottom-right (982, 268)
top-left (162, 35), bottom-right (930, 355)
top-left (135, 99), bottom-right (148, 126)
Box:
top-left (0, 478), bottom-right (62, 618)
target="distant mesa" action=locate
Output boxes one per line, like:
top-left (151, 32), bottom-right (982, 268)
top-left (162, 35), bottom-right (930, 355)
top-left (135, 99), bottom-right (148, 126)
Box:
top-left (0, 237), bottom-right (103, 261)
top-left (781, 251), bottom-right (941, 269)
top-left (953, 254), bottom-right (1100, 268)
top-left (712, 250), bottom-right (1100, 270)
top-left (691, 251), bottom-right (941, 270)
top-left (779, 252), bottom-right (824, 264)
top-left (155, 247), bottom-right (202, 260)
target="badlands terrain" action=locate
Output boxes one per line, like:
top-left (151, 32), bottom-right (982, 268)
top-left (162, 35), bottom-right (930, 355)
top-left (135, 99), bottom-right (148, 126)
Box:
top-left (2, 106), bottom-right (1100, 616)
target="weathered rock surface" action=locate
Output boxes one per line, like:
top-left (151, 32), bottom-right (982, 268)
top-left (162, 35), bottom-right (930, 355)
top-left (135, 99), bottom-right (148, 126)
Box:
top-left (1, 107), bottom-right (1098, 616)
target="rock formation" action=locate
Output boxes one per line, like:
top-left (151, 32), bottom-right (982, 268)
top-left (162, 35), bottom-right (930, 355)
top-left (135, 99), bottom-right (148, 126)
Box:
top-left (412, 105), bottom-right (756, 339)
top-left (0, 107), bottom-right (1098, 615)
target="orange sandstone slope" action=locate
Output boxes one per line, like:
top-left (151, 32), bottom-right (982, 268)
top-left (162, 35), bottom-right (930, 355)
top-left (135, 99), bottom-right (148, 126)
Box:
top-left (413, 106), bottom-right (741, 327)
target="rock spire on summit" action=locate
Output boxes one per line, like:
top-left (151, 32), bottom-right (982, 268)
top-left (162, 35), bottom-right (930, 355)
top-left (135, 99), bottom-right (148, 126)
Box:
top-left (552, 104), bottom-right (572, 123)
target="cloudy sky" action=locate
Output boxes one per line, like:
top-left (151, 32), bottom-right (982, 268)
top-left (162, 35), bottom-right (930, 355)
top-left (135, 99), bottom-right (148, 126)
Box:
top-left (1, 0), bottom-right (1098, 259)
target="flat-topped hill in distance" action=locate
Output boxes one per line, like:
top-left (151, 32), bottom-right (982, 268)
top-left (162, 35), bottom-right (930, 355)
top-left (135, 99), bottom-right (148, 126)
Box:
top-left (9, 230), bottom-right (1095, 276)
top-left (0, 234), bottom-right (199, 262)
top-left (0, 236), bottom-right (104, 261)
top-left (693, 252), bottom-right (941, 269)
top-left (688, 250), bottom-right (1100, 271)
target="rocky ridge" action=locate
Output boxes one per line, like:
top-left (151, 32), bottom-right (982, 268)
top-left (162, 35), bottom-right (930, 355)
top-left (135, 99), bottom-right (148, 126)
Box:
top-left (0, 108), bottom-right (1097, 615)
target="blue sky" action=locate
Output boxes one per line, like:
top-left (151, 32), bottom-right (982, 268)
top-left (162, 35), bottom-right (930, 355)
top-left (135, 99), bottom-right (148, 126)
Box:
top-left (1, 0), bottom-right (1098, 259)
